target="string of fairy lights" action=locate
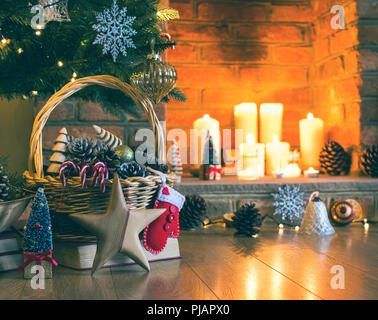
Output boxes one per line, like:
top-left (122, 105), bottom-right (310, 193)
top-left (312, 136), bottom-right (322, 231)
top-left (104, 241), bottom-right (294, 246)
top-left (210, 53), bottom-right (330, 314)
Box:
top-left (0, 4), bottom-right (179, 97)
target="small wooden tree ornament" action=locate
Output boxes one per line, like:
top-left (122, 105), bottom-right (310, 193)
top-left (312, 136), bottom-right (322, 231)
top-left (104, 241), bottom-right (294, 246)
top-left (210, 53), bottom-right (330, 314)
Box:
top-left (93, 125), bottom-right (123, 150)
top-left (168, 139), bottom-right (183, 183)
top-left (47, 127), bottom-right (69, 175)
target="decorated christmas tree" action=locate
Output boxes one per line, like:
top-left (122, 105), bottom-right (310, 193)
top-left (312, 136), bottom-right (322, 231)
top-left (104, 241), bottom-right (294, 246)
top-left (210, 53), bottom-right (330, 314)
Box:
top-left (47, 127), bottom-right (69, 175)
top-left (200, 131), bottom-right (221, 180)
top-left (0, 0), bottom-right (185, 118)
top-left (168, 139), bottom-right (183, 182)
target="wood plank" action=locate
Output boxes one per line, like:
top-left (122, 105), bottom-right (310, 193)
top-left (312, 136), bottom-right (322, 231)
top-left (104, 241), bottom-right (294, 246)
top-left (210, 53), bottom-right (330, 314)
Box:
top-left (110, 258), bottom-right (218, 300)
top-left (180, 228), bottom-right (320, 300)
top-left (0, 270), bottom-right (25, 300)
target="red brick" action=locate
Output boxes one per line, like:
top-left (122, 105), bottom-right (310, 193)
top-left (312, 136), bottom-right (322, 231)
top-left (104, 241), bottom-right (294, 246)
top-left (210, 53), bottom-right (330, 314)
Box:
top-left (272, 87), bottom-right (312, 106)
top-left (170, 1), bottom-right (193, 20)
top-left (360, 100), bottom-right (378, 123)
top-left (169, 22), bottom-right (229, 42)
top-left (197, 2), bottom-right (266, 21)
top-left (360, 50), bottom-right (378, 71)
top-left (314, 38), bottom-right (330, 61)
top-left (240, 66), bottom-right (309, 86)
top-left (316, 56), bottom-right (345, 81)
top-left (273, 46), bottom-right (312, 65)
top-left (200, 45), bottom-right (269, 63)
top-left (361, 125), bottom-right (378, 145)
top-left (270, 5), bottom-right (312, 22)
top-left (332, 76), bottom-right (362, 102)
top-left (166, 44), bottom-right (197, 63)
top-left (357, 0), bottom-right (378, 19)
top-left (359, 26), bottom-right (378, 45)
top-left (329, 27), bottom-right (359, 54)
top-left (78, 101), bottom-right (120, 121)
top-left (360, 75), bottom-right (378, 97)
top-left (35, 99), bottom-right (75, 121)
top-left (201, 87), bottom-right (255, 105)
top-left (312, 0), bottom-right (330, 17)
top-left (167, 87), bottom-right (200, 109)
top-left (175, 66), bottom-right (236, 88)
top-left (236, 24), bottom-right (306, 43)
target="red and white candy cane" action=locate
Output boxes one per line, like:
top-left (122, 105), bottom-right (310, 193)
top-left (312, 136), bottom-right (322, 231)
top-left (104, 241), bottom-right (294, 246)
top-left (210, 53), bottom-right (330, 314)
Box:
top-left (80, 163), bottom-right (92, 189)
top-left (59, 161), bottom-right (80, 187)
top-left (92, 162), bottom-right (109, 193)
top-left (161, 32), bottom-right (175, 49)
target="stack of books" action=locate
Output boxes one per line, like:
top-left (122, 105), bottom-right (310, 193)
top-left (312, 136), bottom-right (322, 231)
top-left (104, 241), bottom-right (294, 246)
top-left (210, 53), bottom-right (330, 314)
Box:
top-left (0, 232), bottom-right (23, 272)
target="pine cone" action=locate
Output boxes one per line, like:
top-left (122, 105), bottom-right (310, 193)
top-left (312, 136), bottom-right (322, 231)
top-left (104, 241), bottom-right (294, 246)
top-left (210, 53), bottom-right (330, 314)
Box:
top-left (0, 165), bottom-right (9, 202)
top-left (233, 203), bottom-right (263, 237)
top-left (135, 151), bottom-right (170, 174)
top-left (67, 138), bottom-right (98, 164)
top-left (179, 195), bottom-right (208, 230)
top-left (118, 161), bottom-right (148, 179)
top-left (361, 145), bottom-right (378, 177)
top-left (96, 145), bottom-right (121, 178)
top-left (319, 141), bottom-right (351, 176)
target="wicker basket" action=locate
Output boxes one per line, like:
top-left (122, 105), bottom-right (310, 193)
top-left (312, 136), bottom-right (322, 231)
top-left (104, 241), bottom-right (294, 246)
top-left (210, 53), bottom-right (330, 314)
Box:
top-left (24, 75), bottom-right (176, 216)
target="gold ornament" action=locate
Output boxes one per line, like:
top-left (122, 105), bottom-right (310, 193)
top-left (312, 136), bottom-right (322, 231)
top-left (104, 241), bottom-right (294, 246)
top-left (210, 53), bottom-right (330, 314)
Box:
top-left (130, 53), bottom-right (177, 104)
top-left (330, 199), bottom-right (362, 225)
top-left (68, 174), bottom-right (165, 274)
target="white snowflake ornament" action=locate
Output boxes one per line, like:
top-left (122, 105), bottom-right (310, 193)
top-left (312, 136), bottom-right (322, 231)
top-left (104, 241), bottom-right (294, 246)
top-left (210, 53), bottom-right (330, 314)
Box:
top-left (272, 184), bottom-right (306, 225)
top-left (92, 0), bottom-right (137, 62)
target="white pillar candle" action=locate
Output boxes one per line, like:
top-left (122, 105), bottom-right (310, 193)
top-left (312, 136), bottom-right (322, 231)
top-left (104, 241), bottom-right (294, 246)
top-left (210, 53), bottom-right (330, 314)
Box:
top-left (299, 113), bottom-right (324, 169)
top-left (238, 134), bottom-right (265, 179)
top-left (266, 135), bottom-right (290, 175)
top-left (234, 103), bottom-right (258, 143)
top-left (193, 114), bottom-right (220, 165)
top-left (260, 103), bottom-right (284, 144)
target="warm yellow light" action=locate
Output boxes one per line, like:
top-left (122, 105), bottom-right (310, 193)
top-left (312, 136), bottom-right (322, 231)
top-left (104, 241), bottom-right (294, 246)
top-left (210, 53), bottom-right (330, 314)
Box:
top-left (246, 134), bottom-right (255, 145)
top-left (252, 234), bottom-right (258, 238)
top-left (307, 113), bottom-right (314, 120)
top-left (71, 78), bottom-right (75, 82)
top-left (157, 11), bottom-right (162, 16)
top-left (58, 61), bottom-right (64, 67)
top-left (363, 218), bottom-right (368, 223)
top-left (364, 223), bottom-right (369, 231)
top-left (203, 114), bottom-right (210, 120)
top-left (273, 135), bottom-right (279, 143)
top-left (1, 38), bottom-right (7, 44)
top-left (279, 224), bottom-right (284, 229)
top-left (295, 226), bottom-right (300, 231)
top-left (72, 72), bottom-right (78, 78)
top-left (35, 30), bottom-right (41, 36)
top-left (31, 91), bottom-right (38, 96)
top-left (17, 48), bottom-right (23, 54)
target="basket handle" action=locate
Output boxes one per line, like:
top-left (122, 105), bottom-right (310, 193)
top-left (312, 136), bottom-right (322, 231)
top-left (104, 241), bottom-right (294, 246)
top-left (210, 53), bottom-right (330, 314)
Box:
top-left (28, 75), bottom-right (166, 179)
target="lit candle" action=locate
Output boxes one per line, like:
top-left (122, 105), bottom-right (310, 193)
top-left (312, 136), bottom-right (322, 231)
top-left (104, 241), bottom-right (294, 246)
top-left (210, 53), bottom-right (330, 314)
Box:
top-left (234, 103), bottom-right (258, 143)
top-left (238, 134), bottom-right (265, 179)
top-left (193, 114), bottom-right (220, 165)
top-left (266, 135), bottom-right (290, 175)
top-left (260, 103), bottom-right (284, 144)
top-left (284, 163), bottom-right (301, 178)
top-left (304, 167), bottom-right (319, 178)
top-left (299, 113), bottom-right (324, 170)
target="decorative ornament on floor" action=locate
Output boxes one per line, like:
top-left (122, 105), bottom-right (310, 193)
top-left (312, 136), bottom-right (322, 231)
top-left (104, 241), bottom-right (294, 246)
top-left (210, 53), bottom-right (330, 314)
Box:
top-left (200, 131), bottom-right (222, 180)
top-left (233, 203), bottom-right (264, 237)
top-left (92, 0), bottom-right (137, 62)
top-left (144, 171), bottom-right (185, 254)
top-left (330, 199), bottom-right (362, 225)
top-left (130, 40), bottom-right (177, 104)
top-left (68, 174), bottom-right (165, 274)
top-left (272, 184), bottom-right (306, 226)
top-left (18, 188), bottom-right (58, 279)
top-left (319, 141), bottom-right (351, 176)
top-left (300, 192), bottom-right (335, 235)
top-left (40, 0), bottom-right (71, 23)
top-left (360, 145), bottom-right (378, 177)
top-left (168, 139), bottom-right (183, 183)
top-left (179, 195), bottom-right (208, 230)
top-left (93, 125), bottom-right (123, 150)
top-left (47, 127), bottom-right (69, 175)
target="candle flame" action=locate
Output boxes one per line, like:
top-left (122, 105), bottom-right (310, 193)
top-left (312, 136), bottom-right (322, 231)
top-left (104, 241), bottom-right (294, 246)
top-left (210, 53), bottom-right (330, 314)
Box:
top-left (307, 113), bottom-right (314, 120)
top-left (246, 134), bottom-right (255, 144)
top-left (273, 135), bottom-right (279, 143)
top-left (203, 114), bottom-right (210, 120)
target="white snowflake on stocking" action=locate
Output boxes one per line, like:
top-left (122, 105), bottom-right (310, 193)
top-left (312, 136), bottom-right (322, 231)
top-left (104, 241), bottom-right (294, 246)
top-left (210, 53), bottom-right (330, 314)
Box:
top-left (272, 184), bottom-right (306, 225)
top-left (92, 0), bottom-right (137, 62)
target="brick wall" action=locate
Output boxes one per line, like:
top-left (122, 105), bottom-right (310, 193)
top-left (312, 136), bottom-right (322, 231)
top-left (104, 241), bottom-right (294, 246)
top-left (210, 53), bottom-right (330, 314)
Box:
top-left (357, 0), bottom-right (378, 145)
top-left (167, 0), bottom-right (313, 149)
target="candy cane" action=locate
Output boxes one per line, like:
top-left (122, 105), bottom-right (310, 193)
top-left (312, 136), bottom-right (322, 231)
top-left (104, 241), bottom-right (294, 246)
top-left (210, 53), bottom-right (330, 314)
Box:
top-left (161, 32), bottom-right (175, 49)
top-left (80, 163), bottom-right (92, 189)
top-left (92, 162), bottom-right (109, 193)
top-left (59, 161), bottom-right (80, 187)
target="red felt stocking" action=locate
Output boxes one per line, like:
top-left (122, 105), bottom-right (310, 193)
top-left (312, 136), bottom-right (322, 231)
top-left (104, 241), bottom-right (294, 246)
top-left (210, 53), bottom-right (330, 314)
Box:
top-left (143, 175), bottom-right (185, 255)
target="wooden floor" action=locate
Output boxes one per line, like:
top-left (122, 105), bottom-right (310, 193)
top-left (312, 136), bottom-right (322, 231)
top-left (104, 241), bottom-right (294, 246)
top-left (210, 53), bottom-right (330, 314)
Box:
top-left (1, 223), bottom-right (377, 300)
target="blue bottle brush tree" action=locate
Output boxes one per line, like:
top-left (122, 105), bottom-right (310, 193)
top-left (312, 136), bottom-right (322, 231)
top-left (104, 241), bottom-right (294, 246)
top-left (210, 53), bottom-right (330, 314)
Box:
top-left (23, 188), bottom-right (53, 253)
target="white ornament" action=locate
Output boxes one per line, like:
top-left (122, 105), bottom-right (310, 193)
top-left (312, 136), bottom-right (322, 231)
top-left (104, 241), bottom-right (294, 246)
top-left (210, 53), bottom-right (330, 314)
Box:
top-left (92, 0), bottom-right (137, 62)
top-left (272, 184), bottom-right (306, 225)
top-left (300, 192), bottom-right (335, 235)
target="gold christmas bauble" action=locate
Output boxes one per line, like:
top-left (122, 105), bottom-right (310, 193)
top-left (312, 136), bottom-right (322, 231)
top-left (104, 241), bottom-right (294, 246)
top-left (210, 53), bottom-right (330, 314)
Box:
top-left (115, 145), bottom-right (134, 163)
top-left (130, 53), bottom-right (177, 104)
top-left (330, 199), bottom-right (362, 225)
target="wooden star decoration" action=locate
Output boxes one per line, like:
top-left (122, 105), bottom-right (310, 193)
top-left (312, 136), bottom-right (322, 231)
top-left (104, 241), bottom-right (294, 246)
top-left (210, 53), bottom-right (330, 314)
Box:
top-left (68, 174), bottom-right (165, 275)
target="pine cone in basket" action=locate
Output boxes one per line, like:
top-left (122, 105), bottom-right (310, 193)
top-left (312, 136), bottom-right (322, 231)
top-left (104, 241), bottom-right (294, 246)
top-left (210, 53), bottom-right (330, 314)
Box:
top-left (179, 195), bottom-right (208, 230)
top-left (118, 161), bottom-right (148, 179)
top-left (67, 137), bottom-right (99, 165)
top-left (96, 145), bottom-right (121, 178)
top-left (0, 165), bottom-right (9, 202)
top-left (233, 203), bottom-right (263, 237)
top-left (360, 145), bottom-right (378, 177)
top-left (134, 150), bottom-right (170, 174)
top-left (319, 141), bottom-right (351, 176)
